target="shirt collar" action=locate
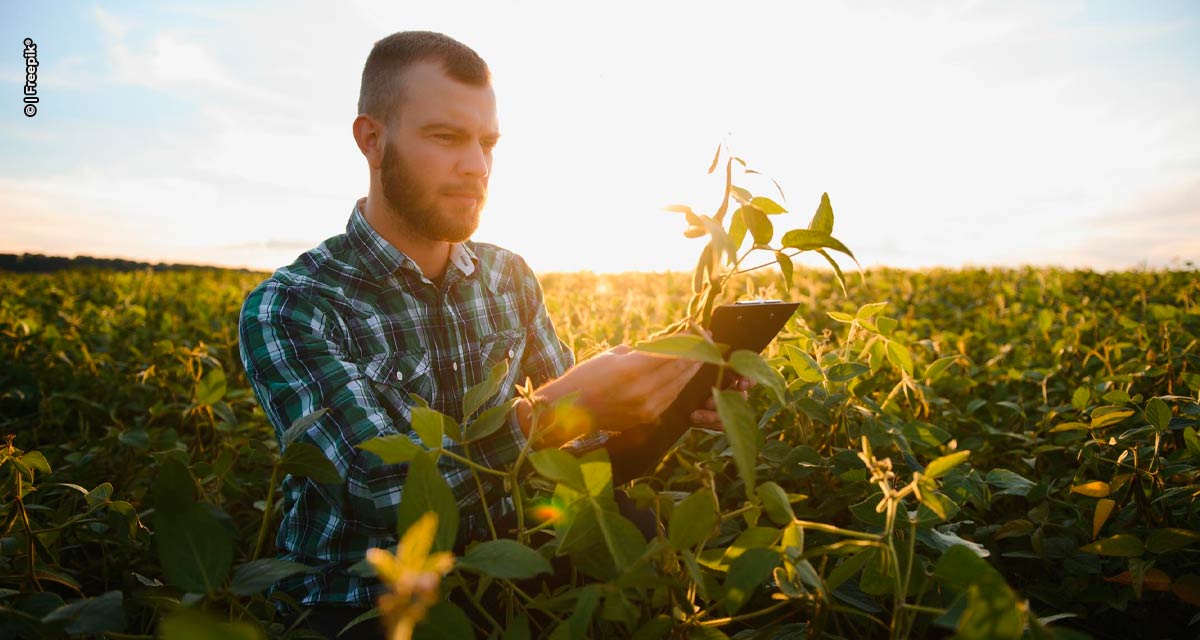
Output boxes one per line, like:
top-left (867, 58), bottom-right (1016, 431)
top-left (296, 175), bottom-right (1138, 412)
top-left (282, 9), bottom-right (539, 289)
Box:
top-left (347, 198), bottom-right (479, 284)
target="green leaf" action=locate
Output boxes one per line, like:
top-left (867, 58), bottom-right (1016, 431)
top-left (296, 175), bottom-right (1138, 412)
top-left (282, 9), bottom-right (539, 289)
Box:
top-left (155, 503), bottom-right (234, 595)
top-left (1091, 409), bottom-right (1134, 429)
top-left (280, 408), bottom-right (329, 447)
top-left (560, 585), bottom-right (600, 640)
top-left (635, 334), bottom-right (724, 365)
top-left (229, 559), bottom-right (312, 596)
top-left (19, 451), bottom-right (51, 475)
top-left (41, 591), bottom-right (124, 636)
top-left (728, 210), bottom-right (747, 254)
top-left (755, 481), bottom-right (794, 525)
top-left (464, 398), bottom-right (518, 442)
top-left (714, 389), bottom-right (759, 500)
top-left (808, 192), bottom-right (834, 234)
top-left (529, 449), bottom-right (586, 492)
top-left (741, 205), bottom-right (773, 245)
top-left (458, 539), bottom-right (552, 580)
top-left (784, 345), bottom-right (823, 383)
top-left (357, 434), bottom-right (424, 464)
top-left (630, 615), bottom-right (673, 640)
top-left (396, 452), bottom-right (459, 552)
top-left (825, 548), bottom-right (875, 593)
top-left (1145, 528), bottom-right (1200, 554)
top-left (885, 341), bottom-right (914, 376)
top-left (413, 601), bottom-right (473, 640)
top-left (724, 547), bottom-right (780, 613)
top-left (85, 482), bottom-right (113, 509)
top-left (464, 359), bottom-right (509, 419)
top-left (669, 490), bottom-right (717, 550)
top-left (159, 609), bottom-right (260, 640)
top-left (1144, 397), bottom-right (1171, 431)
top-left (986, 468), bottom-right (1035, 497)
top-left (593, 499), bottom-right (647, 573)
top-left (826, 362), bottom-right (870, 382)
top-left (923, 355), bottom-right (958, 381)
top-left (152, 457), bottom-right (195, 517)
top-left (775, 251), bottom-right (794, 291)
top-left (728, 350), bottom-right (786, 404)
top-left (751, 196), bottom-right (787, 214)
top-left (1080, 534), bottom-right (1145, 557)
top-left (1186, 427), bottom-right (1200, 457)
top-left (933, 545), bottom-right (1023, 640)
top-left (780, 230), bottom-right (855, 262)
top-left (196, 368), bottom-right (226, 406)
top-left (279, 442), bottom-right (343, 484)
top-left (925, 450), bottom-right (971, 480)
top-left (579, 449), bottom-right (614, 498)
top-left (411, 406), bottom-right (452, 449)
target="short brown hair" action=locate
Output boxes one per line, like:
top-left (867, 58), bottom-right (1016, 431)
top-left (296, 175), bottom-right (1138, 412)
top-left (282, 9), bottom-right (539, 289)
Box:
top-left (357, 31), bottom-right (491, 122)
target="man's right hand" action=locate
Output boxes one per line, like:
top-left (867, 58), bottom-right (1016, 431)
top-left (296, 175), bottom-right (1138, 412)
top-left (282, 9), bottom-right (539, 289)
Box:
top-left (517, 344), bottom-right (703, 443)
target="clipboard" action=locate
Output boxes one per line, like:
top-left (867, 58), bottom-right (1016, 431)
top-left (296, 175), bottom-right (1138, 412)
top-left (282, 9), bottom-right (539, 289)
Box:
top-left (564, 300), bottom-right (799, 484)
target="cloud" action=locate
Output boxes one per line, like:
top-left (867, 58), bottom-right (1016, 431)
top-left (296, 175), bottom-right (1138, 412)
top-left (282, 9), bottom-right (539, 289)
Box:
top-left (1066, 174), bottom-right (1200, 268)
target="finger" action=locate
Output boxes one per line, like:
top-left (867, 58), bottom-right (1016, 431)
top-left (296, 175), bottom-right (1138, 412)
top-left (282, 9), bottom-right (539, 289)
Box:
top-left (690, 409), bottom-right (722, 428)
top-left (610, 344), bottom-right (633, 355)
top-left (703, 397), bottom-right (716, 411)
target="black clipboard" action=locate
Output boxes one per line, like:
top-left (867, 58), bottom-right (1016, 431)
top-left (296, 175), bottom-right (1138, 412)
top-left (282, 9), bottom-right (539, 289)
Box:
top-left (565, 300), bottom-right (799, 484)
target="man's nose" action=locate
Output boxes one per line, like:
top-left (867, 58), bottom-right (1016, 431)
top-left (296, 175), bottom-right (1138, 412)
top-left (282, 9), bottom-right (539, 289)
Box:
top-left (457, 142), bottom-right (490, 179)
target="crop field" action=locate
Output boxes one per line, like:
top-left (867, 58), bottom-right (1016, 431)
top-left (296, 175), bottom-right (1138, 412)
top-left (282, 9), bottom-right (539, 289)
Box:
top-left (2, 260), bottom-right (1198, 640)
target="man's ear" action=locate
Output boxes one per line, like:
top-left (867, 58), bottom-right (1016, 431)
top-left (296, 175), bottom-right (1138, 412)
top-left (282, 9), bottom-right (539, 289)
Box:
top-left (352, 114), bottom-right (386, 170)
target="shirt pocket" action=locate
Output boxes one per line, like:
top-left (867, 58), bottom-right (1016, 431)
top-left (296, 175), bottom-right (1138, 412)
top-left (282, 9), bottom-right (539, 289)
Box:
top-left (476, 327), bottom-right (526, 409)
top-left (362, 348), bottom-right (435, 412)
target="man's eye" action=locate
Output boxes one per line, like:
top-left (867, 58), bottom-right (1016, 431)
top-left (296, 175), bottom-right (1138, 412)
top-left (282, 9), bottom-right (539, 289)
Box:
top-left (434, 134), bottom-right (458, 143)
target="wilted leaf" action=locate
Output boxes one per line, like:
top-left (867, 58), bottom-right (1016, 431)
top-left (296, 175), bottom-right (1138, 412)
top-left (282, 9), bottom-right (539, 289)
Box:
top-left (1070, 481), bottom-right (1111, 498)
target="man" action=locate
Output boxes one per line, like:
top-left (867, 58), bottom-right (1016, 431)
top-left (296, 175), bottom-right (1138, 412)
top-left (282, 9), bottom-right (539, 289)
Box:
top-left (239, 31), bottom-right (735, 634)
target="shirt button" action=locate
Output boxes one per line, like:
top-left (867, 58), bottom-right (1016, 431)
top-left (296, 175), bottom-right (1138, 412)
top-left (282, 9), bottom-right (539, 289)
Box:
top-left (395, 371), bottom-right (404, 382)
top-left (452, 362), bottom-right (459, 371)
top-left (507, 349), bottom-right (515, 358)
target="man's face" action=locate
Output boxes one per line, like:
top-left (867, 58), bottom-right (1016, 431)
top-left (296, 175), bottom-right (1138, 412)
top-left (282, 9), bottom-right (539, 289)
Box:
top-left (379, 61), bottom-right (499, 243)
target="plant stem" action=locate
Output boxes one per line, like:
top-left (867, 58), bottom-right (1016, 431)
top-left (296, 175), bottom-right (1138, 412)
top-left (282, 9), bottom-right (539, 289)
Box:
top-left (439, 449), bottom-right (508, 477)
top-left (252, 463), bottom-right (281, 561)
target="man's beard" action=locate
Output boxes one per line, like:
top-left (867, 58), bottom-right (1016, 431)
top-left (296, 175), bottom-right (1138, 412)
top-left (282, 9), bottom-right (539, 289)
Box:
top-left (380, 141), bottom-right (486, 243)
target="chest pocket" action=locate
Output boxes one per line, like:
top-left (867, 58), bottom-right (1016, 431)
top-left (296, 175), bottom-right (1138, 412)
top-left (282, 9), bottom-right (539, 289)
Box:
top-left (475, 327), bottom-right (526, 411)
top-left (363, 349), bottom-right (434, 411)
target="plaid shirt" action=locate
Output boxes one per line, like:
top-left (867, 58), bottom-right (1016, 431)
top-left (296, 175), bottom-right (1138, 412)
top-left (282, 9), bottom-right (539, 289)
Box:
top-left (239, 200), bottom-right (574, 606)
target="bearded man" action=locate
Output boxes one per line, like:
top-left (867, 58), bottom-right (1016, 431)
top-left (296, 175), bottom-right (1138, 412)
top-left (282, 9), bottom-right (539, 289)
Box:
top-left (238, 30), bottom-right (737, 636)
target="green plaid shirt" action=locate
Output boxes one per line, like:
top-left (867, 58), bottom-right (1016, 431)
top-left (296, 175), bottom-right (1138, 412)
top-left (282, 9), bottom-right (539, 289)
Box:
top-left (239, 200), bottom-right (574, 606)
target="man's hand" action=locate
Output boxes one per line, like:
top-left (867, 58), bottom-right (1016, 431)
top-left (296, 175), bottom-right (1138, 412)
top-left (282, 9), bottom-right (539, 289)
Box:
top-left (689, 375), bottom-right (754, 429)
top-left (518, 344), bottom-right (704, 443)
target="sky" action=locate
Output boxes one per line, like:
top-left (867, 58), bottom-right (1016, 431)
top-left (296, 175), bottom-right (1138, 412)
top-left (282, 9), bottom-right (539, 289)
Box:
top-left (1, 1), bottom-right (1197, 274)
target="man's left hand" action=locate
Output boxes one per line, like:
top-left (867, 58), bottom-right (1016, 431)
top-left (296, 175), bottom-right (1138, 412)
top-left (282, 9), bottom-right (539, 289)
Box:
top-left (689, 375), bottom-right (755, 429)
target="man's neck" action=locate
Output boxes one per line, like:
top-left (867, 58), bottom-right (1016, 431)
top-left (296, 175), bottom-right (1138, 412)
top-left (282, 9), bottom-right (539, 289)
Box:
top-left (360, 195), bottom-right (450, 283)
